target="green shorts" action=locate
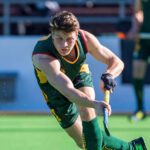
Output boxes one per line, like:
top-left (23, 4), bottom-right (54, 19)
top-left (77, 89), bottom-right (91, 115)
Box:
top-left (134, 39), bottom-right (150, 61)
top-left (46, 72), bottom-right (93, 129)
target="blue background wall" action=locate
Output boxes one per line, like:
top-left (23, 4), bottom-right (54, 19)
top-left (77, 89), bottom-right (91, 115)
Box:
top-left (0, 36), bottom-right (149, 113)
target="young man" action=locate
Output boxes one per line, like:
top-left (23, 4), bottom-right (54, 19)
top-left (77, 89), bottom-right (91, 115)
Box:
top-left (32, 11), bottom-right (147, 150)
top-left (127, 0), bottom-right (150, 122)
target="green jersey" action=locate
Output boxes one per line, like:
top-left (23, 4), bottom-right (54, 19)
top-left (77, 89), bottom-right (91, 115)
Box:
top-left (32, 30), bottom-right (92, 104)
top-left (32, 31), bottom-right (93, 128)
top-left (33, 30), bottom-right (88, 80)
top-left (140, 0), bottom-right (150, 32)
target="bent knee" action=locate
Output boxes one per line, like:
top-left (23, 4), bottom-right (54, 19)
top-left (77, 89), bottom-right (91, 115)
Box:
top-left (133, 60), bottom-right (147, 78)
top-left (79, 107), bottom-right (96, 121)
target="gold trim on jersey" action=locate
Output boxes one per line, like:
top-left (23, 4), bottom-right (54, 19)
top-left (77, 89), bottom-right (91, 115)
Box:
top-left (80, 64), bottom-right (90, 73)
top-left (135, 38), bottom-right (141, 52)
top-left (62, 42), bottom-right (80, 64)
top-left (60, 68), bottom-right (65, 73)
top-left (42, 91), bottom-right (48, 102)
top-left (35, 68), bottom-right (47, 84)
top-left (51, 109), bottom-right (61, 122)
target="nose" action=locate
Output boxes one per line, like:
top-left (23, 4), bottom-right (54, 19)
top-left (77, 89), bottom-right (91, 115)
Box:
top-left (63, 40), bottom-right (69, 48)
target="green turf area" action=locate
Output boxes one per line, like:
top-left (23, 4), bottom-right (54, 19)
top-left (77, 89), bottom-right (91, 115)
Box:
top-left (0, 115), bottom-right (149, 150)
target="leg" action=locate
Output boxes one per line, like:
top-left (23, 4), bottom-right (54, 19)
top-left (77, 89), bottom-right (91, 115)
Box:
top-left (65, 116), bottom-right (84, 149)
top-left (72, 72), bottom-right (143, 149)
top-left (51, 104), bottom-right (84, 149)
top-left (133, 60), bottom-right (147, 111)
top-left (78, 86), bottom-right (96, 121)
top-left (131, 39), bottom-right (149, 121)
top-left (102, 134), bottom-right (148, 150)
top-left (47, 91), bottom-right (84, 148)
top-left (53, 87), bottom-right (147, 150)
top-left (131, 59), bottom-right (147, 121)
top-left (130, 137), bottom-right (147, 150)
top-left (78, 87), bottom-right (132, 150)
top-left (74, 71), bottom-right (103, 150)
top-left (78, 86), bottom-right (102, 150)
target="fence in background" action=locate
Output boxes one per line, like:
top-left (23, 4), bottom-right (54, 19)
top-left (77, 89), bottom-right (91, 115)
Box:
top-left (0, 0), bottom-right (133, 35)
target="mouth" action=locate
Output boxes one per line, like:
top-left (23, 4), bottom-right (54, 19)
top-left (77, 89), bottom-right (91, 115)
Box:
top-left (59, 49), bottom-right (69, 56)
top-left (61, 48), bottom-right (71, 54)
top-left (61, 49), bottom-right (68, 52)
top-left (59, 47), bottom-right (72, 56)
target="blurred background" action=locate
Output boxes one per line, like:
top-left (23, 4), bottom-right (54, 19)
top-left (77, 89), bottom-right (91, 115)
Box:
top-left (1, 0), bottom-right (150, 114)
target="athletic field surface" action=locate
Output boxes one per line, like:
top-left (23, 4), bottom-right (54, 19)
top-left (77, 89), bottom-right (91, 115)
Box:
top-left (0, 115), bottom-right (149, 150)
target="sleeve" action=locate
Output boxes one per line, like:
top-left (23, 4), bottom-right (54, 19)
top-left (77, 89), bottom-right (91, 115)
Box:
top-left (79, 30), bottom-right (88, 54)
top-left (32, 41), bottom-right (56, 58)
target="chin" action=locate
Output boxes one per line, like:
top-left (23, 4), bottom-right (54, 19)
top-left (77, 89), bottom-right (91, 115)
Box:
top-left (58, 51), bottom-right (67, 56)
top-left (61, 52), bottom-right (69, 56)
top-left (61, 50), bottom-right (72, 56)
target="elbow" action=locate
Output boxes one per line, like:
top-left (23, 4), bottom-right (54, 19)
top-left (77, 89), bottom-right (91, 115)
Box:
top-left (114, 57), bottom-right (124, 73)
top-left (119, 59), bottom-right (124, 72)
top-left (112, 56), bottom-right (124, 74)
top-left (111, 56), bottom-right (124, 71)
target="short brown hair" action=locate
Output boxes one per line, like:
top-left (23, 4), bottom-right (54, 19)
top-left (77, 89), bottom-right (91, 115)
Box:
top-left (50, 11), bottom-right (80, 32)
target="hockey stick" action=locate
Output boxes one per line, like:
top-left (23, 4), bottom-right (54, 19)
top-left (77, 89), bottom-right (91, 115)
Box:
top-left (103, 90), bottom-right (110, 136)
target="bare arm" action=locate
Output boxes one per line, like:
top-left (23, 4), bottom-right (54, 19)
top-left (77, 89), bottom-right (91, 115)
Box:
top-left (127, 0), bottom-right (143, 38)
top-left (134, 0), bottom-right (143, 24)
top-left (32, 54), bottom-right (111, 113)
top-left (83, 30), bottom-right (124, 79)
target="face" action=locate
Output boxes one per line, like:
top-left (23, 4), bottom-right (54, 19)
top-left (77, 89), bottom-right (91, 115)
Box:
top-left (52, 30), bottom-right (78, 56)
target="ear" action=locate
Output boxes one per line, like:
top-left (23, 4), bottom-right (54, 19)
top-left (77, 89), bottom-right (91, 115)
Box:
top-left (51, 31), bottom-right (56, 39)
top-left (51, 31), bottom-right (54, 36)
top-left (75, 30), bottom-right (79, 36)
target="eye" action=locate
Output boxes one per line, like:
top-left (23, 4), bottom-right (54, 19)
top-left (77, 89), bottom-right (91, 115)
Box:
top-left (67, 37), bottom-right (74, 43)
top-left (56, 37), bottom-right (63, 41)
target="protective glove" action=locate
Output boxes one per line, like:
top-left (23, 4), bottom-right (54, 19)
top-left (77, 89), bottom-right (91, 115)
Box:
top-left (100, 73), bottom-right (116, 92)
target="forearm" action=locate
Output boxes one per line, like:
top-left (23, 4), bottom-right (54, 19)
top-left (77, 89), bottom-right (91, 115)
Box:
top-left (66, 88), bottom-right (111, 116)
top-left (129, 14), bottom-right (142, 34)
top-left (105, 56), bottom-right (124, 79)
top-left (64, 87), bottom-right (99, 109)
top-left (129, 0), bottom-right (143, 34)
top-left (63, 87), bottom-right (111, 116)
top-left (88, 42), bottom-right (124, 79)
top-left (46, 72), bottom-right (99, 109)
top-left (33, 53), bottom-right (110, 113)
top-left (58, 83), bottom-right (99, 109)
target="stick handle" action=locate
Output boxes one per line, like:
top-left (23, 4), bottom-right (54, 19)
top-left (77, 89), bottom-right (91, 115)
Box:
top-left (103, 90), bottom-right (110, 126)
top-left (104, 90), bottom-right (110, 104)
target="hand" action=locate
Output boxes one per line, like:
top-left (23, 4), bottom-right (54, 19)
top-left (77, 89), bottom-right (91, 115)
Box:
top-left (100, 73), bottom-right (116, 93)
top-left (98, 101), bottom-right (112, 116)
